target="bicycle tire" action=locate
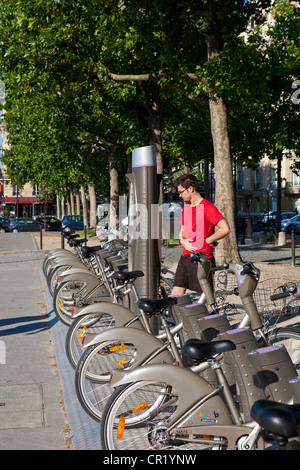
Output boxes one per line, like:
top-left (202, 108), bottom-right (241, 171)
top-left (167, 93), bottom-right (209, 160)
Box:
top-left (65, 312), bottom-right (116, 369)
top-left (75, 341), bottom-right (139, 421)
top-left (159, 277), bottom-right (173, 297)
top-left (53, 279), bottom-right (86, 326)
top-left (48, 265), bottom-right (71, 296)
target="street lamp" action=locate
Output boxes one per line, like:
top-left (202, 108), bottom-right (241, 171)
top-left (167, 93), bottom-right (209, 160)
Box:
top-left (14, 165), bottom-right (19, 218)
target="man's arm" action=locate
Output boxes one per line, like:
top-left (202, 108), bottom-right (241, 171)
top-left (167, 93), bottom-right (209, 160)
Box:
top-left (205, 218), bottom-right (230, 247)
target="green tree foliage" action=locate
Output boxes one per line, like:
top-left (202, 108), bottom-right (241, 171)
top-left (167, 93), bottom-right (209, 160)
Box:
top-left (0, 0), bottom-right (299, 260)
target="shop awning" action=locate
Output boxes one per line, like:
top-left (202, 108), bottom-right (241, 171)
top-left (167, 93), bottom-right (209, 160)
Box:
top-left (3, 196), bottom-right (38, 204)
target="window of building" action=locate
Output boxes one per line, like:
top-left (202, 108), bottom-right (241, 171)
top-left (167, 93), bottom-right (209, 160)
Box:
top-left (271, 168), bottom-right (277, 187)
top-left (254, 169), bottom-right (260, 189)
top-left (292, 171), bottom-right (300, 187)
top-left (237, 168), bottom-right (243, 190)
top-left (12, 185), bottom-right (20, 196)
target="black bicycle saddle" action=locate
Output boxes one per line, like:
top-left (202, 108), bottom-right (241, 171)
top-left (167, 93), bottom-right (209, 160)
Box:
top-left (183, 338), bottom-right (236, 362)
top-left (251, 400), bottom-right (300, 438)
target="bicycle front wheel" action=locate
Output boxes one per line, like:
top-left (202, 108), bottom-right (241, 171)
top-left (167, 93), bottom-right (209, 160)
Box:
top-left (53, 279), bottom-right (86, 326)
top-left (75, 340), bottom-right (139, 421)
top-left (100, 380), bottom-right (179, 450)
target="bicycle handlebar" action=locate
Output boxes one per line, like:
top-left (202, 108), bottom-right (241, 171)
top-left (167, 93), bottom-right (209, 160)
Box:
top-left (270, 284), bottom-right (297, 301)
top-left (210, 262), bottom-right (229, 272)
top-left (183, 252), bottom-right (206, 264)
top-left (240, 263), bottom-right (256, 276)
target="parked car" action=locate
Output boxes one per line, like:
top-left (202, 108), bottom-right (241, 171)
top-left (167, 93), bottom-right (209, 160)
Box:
top-left (0, 221), bottom-right (8, 233)
top-left (9, 218), bottom-right (41, 232)
top-left (35, 216), bottom-right (61, 231)
top-left (262, 211), bottom-right (295, 226)
top-left (0, 217), bottom-right (10, 231)
top-left (281, 214), bottom-right (300, 233)
top-left (61, 215), bottom-right (84, 231)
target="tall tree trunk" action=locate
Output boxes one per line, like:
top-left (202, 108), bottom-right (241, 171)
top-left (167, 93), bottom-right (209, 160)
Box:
top-left (276, 148), bottom-right (282, 235)
top-left (70, 190), bottom-right (75, 215)
top-left (66, 193), bottom-right (71, 215)
top-left (60, 195), bottom-right (65, 218)
top-left (80, 185), bottom-right (88, 227)
top-left (75, 192), bottom-right (81, 215)
top-left (205, 14), bottom-right (241, 264)
top-left (88, 184), bottom-right (97, 228)
top-left (109, 155), bottom-right (119, 232)
top-left (56, 194), bottom-right (61, 219)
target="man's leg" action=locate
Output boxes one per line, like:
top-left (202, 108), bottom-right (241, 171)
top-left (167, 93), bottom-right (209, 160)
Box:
top-left (171, 286), bottom-right (186, 296)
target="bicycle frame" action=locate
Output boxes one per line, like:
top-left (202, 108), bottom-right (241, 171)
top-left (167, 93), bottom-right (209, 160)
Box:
top-left (108, 363), bottom-right (264, 450)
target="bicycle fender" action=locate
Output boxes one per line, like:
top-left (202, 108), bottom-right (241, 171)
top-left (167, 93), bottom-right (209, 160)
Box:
top-left (84, 327), bottom-right (174, 367)
top-left (58, 267), bottom-right (92, 278)
top-left (47, 252), bottom-right (78, 262)
top-left (46, 248), bottom-right (74, 256)
top-left (51, 258), bottom-right (83, 268)
top-left (110, 364), bottom-right (233, 427)
top-left (50, 261), bottom-right (86, 276)
top-left (73, 303), bottom-right (145, 340)
top-left (57, 268), bottom-right (99, 287)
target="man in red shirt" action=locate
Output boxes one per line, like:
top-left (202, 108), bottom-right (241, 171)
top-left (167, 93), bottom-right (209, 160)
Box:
top-left (171, 174), bottom-right (230, 297)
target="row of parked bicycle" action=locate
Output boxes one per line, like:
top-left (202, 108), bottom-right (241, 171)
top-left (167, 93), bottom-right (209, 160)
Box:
top-left (42, 229), bottom-right (300, 451)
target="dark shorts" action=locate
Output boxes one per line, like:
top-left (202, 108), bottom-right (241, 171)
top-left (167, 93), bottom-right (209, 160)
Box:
top-left (173, 255), bottom-right (215, 293)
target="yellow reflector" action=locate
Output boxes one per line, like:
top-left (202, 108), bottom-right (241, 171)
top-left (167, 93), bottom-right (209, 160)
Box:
top-left (132, 402), bottom-right (148, 413)
top-left (60, 298), bottom-right (64, 307)
top-left (115, 358), bottom-right (127, 368)
top-left (109, 345), bottom-right (128, 352)
top-left (78, 326), bottom-right (87, 340)
top-left (117, 416), bottom-right (125, 440)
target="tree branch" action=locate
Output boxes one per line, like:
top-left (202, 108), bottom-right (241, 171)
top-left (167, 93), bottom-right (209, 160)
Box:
top-left (106, 70), bottom-right (201, 82)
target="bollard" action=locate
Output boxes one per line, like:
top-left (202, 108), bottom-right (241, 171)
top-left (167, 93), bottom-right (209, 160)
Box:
top-left (291, 230), bottom-right (295, 266)
top-left (278, 231), bottom-right (286, 246)
top-left (39, 226), bottom-right (43, 249)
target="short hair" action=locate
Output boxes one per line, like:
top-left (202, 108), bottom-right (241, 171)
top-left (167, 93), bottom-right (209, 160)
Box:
top-left (174, 174), bottom-right (201, 193)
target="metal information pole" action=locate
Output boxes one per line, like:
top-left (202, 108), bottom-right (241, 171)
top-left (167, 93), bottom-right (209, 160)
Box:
top-left (126, 145), bottom-right (160, 333)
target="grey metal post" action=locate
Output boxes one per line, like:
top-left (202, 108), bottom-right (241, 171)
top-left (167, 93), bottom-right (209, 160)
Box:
top-left (291, 230), bottom-right (295, 267)
top-left (126, 145), bottom-right (160, 333)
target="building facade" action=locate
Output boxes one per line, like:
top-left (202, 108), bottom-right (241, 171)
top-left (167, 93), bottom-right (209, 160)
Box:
top-left (0, 113), bottom-right (56, 217)
top-left (236, 155), bottom-right (300, 217)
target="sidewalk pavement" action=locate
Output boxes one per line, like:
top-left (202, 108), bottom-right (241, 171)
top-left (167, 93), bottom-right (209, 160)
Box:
top-left (0, 232), bottom-right (299, 450)
top-left (239, 237), bottom-right (300, 265)
top-left (0, 234), bottom-right (68, 450)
